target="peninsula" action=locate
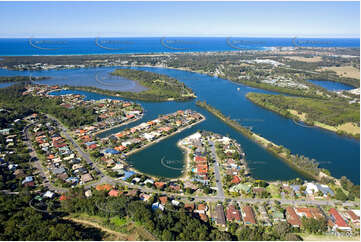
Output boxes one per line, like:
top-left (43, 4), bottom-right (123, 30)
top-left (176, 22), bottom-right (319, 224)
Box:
top-left (246, 92), bottom-right (360, 138)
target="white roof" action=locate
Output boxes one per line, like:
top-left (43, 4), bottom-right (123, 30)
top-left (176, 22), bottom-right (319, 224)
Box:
top-left (172, 200), bottom-right (180, 206)
top-left (144, 179), bottom-right (154, 184)
top-left (43, 191), bottom-right (54, 198)
top-left (85, 190), bottom-right (92, 197)
top-left (188, 132), bottom-right (202, 140)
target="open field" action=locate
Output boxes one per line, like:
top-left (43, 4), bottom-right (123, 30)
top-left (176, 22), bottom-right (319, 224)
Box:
top-left (65, 213), bottom-right (156, 241)
top-left (299, 233), bottom-right (360, 241)
top-left (317, 65), bottom-right (360, 79)
top-left (286, 56), bottom-right (323, 62)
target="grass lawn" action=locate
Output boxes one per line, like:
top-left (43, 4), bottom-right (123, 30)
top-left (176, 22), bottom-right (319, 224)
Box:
top-left (267, 184), bottom-right (281, 199)
top-left (317, 66), bottom-right (360, 79)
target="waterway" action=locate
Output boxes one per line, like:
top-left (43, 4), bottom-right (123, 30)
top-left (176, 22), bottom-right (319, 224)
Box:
top-left (308, 79), bottom-right (355, 91)
top-left (0, 66), bottom-right (359, 183)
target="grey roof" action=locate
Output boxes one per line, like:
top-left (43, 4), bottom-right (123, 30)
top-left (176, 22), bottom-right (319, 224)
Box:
top-left (215, 204), bottom-right (226, 225)
top-left (53, 167), bottom-right (66, 174)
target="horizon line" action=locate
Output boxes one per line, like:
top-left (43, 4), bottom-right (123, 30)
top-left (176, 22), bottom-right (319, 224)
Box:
top-left (0, 35), bottom-right (360, 39)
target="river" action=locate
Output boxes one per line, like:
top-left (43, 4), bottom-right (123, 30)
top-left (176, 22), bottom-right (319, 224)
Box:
top-left (0, 66), bottom-right (359, 183)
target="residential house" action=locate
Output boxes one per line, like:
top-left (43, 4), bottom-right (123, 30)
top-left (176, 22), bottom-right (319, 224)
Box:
top-left (242, 206), bottom-right (256, 225)
top-left (343, 210), bottom-right (360, 227)
top-left (328, 208), bottom-right (351, 231)
top-left (215, 204), bottom-right (226, 227)
top-left (159, 196), bottom-right (168, 205)
top-left (286, 207), bottom-right (302, 227)
top-left (81, 173), bottom-right (93, 183)
top-left (226, 204), bottom-right (242, 222)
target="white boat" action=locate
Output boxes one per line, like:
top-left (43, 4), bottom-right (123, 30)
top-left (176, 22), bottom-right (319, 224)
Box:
top-left (237, 87), bottom-right (240, 91)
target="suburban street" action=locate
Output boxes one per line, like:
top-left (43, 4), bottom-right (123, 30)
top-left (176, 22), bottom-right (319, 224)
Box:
top-left (23, 116), bottom-right (358, 209)
top-left (208, 139), bottom-right (225, 200)
top-left (24, 124), bottom-right (68, 193)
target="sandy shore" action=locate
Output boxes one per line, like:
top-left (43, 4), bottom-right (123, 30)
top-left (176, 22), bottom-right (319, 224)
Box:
top-left (175, 137), bottom-right (193, 182)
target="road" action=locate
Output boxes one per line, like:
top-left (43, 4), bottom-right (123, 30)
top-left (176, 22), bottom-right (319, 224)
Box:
top-left (46, 115), bottom-right (103, 177)
top-left (23, 116), bottom-right (358, 208)
top-left (208, 139), bottom-right (225, 200)
top-left (24, 124), bottom-right (68, 193)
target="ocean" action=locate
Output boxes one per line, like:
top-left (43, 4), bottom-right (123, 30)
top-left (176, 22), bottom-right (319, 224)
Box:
top-left (0, 37), bottom-right (359, 56)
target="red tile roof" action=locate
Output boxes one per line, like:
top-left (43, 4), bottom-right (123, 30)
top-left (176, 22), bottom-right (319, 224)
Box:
top-left (96, 184), bottom-right (113, 191)
top-left (199, 213), bottom-right (208, 222)
top-left (243, 206), bottom-right (256, 224)
top-left (194, 156), bottom-right (207, 163)
top-left (346, 210), bottom-right (360, 221)
top-left (231, 175), bottom-right (241, 184)
top-left (286, 207), bottom-right (302, 227)
top-left (154, 182), bottom-right (166, 189)
top-left (226, 204), bottom-right (241, 222)
top-left (159, 196), bottom-right (168, 205)
top-left (329, 208), bottom-right (349, 228)
top-left (108, 189), bottom-right (121, 197)
top-left (184, 203), bottom-right (195, 212)
top-left (198, 204), bottom-right (207, 211)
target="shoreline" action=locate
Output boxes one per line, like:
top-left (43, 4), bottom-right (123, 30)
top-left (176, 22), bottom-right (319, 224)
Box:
top-left (124, 114), bottom-right (205, 157)
top-left (195, 100), bottom-right (338, 182)
top-left (245, 93), bottom-right (360, 139)
top-left (175, 137), bottom-right (193, 182)
top-left (94, 114), bottom-right (143, 136)
top-left (106, 115), bottom-right (206, 180)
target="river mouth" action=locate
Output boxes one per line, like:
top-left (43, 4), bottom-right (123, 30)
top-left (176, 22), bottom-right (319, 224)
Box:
top-left (1, 66), bottom-right (360, 183)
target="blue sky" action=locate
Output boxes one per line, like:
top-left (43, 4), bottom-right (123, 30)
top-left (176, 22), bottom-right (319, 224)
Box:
top-left (0, 1), bottom-right (359, 38)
